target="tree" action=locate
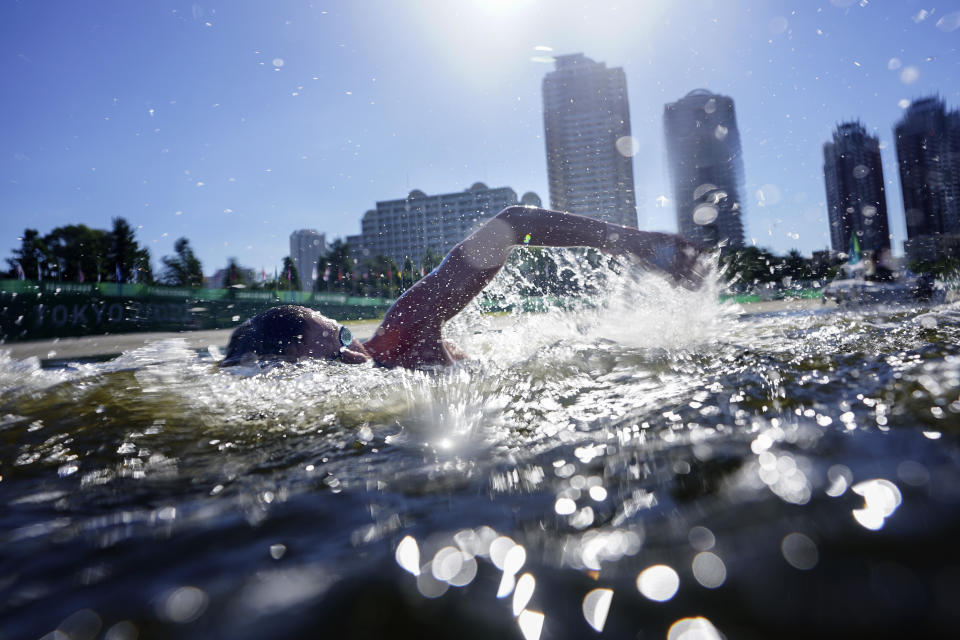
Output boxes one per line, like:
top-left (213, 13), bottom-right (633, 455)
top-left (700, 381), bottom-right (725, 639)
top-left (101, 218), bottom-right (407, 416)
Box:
top-left (160, 237), bottom-right (204, 287)
top-left (320, 239), bottom-right (354, 293)
top-left (108, 217), bottom-right (142, 283)
top-left (720, 246), bottom-right (781, 287)
top-left (133, 247), bottom-right (153, 284)
top-left (43, 224), bottom-right (110, 282)
top-left (222, 258), bottom-right (250, 288)
top-left (781, 249), bottom-right (813, 282)
top-left (401, 255), bottom-right (415, 291)
top-left (278, 256), bottom-right (301, 290)
top-left (6, 229), bottom-right (51, 280)
top-left (361, 254), bottom-right (399, 298)
top-left (421, 247), bottom-right (442, 275)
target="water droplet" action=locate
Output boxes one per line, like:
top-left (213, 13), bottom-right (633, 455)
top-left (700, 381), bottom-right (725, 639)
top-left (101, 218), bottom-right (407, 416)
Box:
top-left (900, 66), bottom-right (919, 84)
top-left (615, 136), bottom-right (639, 157)
top-left (667, 617), bottom-right (723, 640)
top-left (490, 536), bottom-right (517, 570)
top-left (395, 535), bottom-right (420, 575)
top-left (582, 588), bottom-right (613, 631)
top-left (503, 544), bottom-right (527, 575)
top-left (756, 184), bottom-right (782, 206)
top-left (555, 496), bottom-right (576, 514)
top-left (851, 478), bottom-right (902, 530)
top-left (693, 204), bottom-right (718, 225)
top-left (692, 552), bottom-right (727, 588)
top-left (431, 546), bottom-right (464, 582)
top-left (512, 573), bottom-right (535, 615)
top-left (272, 58), bottom-right (284, 68)
top-left (103, 621), bottom-right (138, 640)
top-left (416, 562), bottom-right (449, 598)
top-left (269, 543), bottom-right (286, 560)
top-left (888, 57), bottom-right (902, 70)
top-left (936, 12), bottom-right (960, 32)
top-left (589, 485), bottom-right (607, 501)
top-left (159, 586), bottom-right (208, 623)
top-left (637, 564), bottom-right (680, 601)
top-left (447, 555), bottom-right (478, 587)
top-left (517, 610), bottom-right (544, 640)
top-left (57, 609), bottom-right (102, 640)
top-left (781, 533), bottom-right (819, 570)
top-left (688, 526), bottom-right (716, 551)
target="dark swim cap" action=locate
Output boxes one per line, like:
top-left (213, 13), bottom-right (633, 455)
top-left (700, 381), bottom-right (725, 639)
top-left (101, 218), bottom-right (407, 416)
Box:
top-left (220, 305), bottom-right (311, 366)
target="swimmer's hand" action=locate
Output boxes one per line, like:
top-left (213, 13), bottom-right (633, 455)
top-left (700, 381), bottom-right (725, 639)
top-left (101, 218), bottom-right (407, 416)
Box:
top-left (618, 230), bottom-right (708, 289)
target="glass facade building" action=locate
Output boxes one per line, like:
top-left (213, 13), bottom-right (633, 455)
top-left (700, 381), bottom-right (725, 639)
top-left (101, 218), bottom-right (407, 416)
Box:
top-left (542, 53), bottom-right (638, 227)
top-left (894, 96), bottom-right (960, 262)
top-left (663, 89), bottom-right (746, 248)
top-left (823, 122), bottom-right (891, 256)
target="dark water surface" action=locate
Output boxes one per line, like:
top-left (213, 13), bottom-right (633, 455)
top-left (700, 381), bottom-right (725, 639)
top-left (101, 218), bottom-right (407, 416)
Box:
top-left (3, 268), bottom-right (960, 639)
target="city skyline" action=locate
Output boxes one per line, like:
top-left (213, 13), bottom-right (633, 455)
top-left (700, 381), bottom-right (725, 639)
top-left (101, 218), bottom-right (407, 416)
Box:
top-left (3, 1), bottom-right (960, 273)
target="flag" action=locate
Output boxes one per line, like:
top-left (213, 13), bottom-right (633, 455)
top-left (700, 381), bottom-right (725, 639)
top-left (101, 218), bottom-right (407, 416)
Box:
top-left (849, 232), bottom-right (862, 265)
top-left (337, 267), bottom-right (343, 281)
top-left (322, 265), bottom-right (330, 281)
top-left (115, 264), bottom-right (122, 283)
top-left (420, 265), bottom-right (425, 277)
top-left (386, 266), bottom-right (392, 282)
top-left (77, 263), bottom-right (85, 283)
top-left (15, 262), bottom-right (25, 280)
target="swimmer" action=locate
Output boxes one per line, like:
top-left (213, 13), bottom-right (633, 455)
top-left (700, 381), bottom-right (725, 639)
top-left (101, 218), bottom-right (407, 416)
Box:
top-left (220, 206), bottom-right (706, 368)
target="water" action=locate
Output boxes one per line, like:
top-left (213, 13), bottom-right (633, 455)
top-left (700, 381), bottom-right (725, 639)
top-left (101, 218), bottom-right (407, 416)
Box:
top-left (3, 256), bottom-right (960, 639)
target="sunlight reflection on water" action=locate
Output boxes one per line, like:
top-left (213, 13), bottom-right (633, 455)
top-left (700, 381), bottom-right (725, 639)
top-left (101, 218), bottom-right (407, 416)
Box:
top-left (4, 255), bottom-right (960, 637)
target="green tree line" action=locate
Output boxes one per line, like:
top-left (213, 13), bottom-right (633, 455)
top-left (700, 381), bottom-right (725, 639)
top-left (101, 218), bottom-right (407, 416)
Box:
top-left (7, 221), bottom-right (849, 297)
top-left (5, 218), bottom-right (207, 287)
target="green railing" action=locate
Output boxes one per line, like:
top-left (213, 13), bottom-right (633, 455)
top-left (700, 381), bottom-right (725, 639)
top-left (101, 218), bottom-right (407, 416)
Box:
top-left (0, 280), bottom-right (394, 342)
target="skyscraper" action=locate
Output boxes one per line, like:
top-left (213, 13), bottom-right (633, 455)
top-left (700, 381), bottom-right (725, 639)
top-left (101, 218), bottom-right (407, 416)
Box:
top-left (823, 122), bottom-right (891, 256)
top-left (663, 89), bottom-right (746, 248)
top-left (289, 229), bottom-right (327, 291)
top-left (894, 96), bottom-right (960, 262)
top-left (542, 53), bottom-right (638, 227)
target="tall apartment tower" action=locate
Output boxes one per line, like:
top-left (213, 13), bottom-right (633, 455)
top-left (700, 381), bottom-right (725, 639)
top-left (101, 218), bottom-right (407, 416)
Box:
top-left (894, 96), bottom-right (960, 262)
top-left (542, 53), bottom-right (638, 227)
top-left (823, 122), bottom-right (891, 256)
top-left (289, 229), bottom-right (327, 291)
top-left (663, 89), bottom-right (746, 248)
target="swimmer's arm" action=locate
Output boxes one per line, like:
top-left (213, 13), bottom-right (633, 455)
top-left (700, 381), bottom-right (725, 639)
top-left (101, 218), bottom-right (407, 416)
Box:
top-left (368, 206), bottom-right (703, 347)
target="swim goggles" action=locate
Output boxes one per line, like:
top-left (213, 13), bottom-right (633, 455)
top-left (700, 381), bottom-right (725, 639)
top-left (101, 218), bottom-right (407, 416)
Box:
top-left (338, 326), bottom-right (353, 349)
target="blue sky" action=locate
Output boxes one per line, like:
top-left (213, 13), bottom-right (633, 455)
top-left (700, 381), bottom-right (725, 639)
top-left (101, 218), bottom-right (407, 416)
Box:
top-left (2, 0), bottom-right (959, 275)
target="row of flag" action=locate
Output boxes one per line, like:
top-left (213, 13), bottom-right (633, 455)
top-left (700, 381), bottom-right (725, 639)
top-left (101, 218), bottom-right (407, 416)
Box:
top-left (11, 261), bottom-right (140, 283)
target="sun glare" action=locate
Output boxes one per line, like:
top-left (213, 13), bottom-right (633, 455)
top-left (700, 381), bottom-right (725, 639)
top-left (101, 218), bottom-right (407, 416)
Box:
top-left (475, 0), bottom-right (530, 14)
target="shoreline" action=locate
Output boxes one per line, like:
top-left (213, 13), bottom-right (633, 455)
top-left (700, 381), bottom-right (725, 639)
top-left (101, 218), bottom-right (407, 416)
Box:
top-left (2, 298), bottom-right (824, 365)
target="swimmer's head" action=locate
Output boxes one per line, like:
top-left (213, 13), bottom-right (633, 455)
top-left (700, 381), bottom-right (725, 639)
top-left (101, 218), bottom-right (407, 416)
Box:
top-left (220, 305), bottom-right (369, 366)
